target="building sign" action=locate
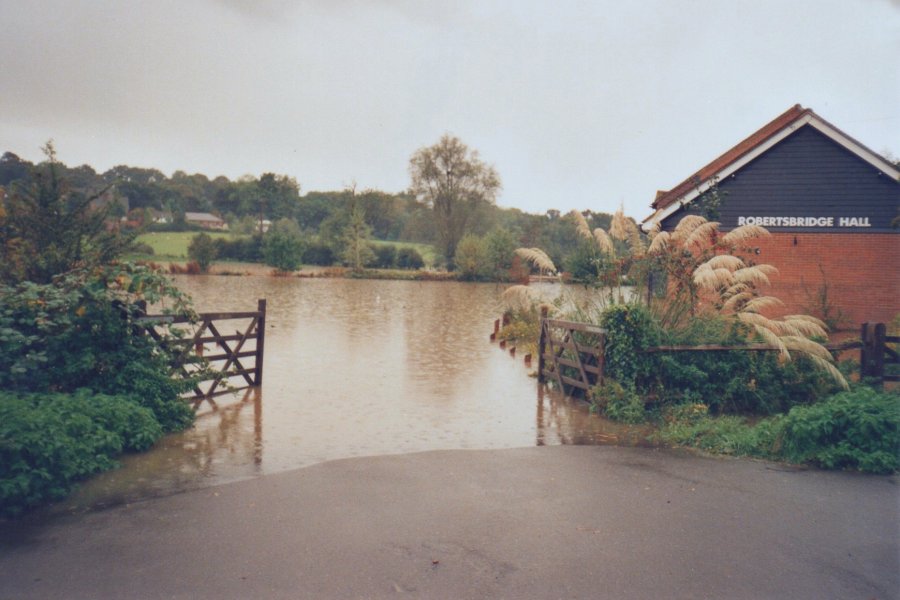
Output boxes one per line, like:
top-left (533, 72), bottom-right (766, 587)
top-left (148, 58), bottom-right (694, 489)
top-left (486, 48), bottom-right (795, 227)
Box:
top-left (737, 216), bottom-right (872, 228)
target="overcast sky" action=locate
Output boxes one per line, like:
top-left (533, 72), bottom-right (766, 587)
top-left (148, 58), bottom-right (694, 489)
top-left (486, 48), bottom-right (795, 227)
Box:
top-left (1, 0), bottom-right (898, 218)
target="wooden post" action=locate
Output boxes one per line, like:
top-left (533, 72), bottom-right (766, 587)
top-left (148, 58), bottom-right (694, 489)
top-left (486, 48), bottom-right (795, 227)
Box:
top-left (873, 323), bottom-right (887, 387)
top-left (254, 299), bottom-right (266, 386)
top-left (597, 332), bottom-right (606, 386)
top-left (860, 323), bottom-right (871, 379)
top-left (537, 306), bottom-right (548, 383)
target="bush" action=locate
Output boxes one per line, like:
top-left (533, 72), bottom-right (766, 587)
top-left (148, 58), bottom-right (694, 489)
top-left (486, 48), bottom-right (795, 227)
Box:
top-left (779, 387), bottom-right (900, 473)
top-left (213, 236), bottom-right (264, 262)
top-left (263, 219), bottom-right (306, 272)
top-left (371, 244), bottom-right (397, 269)
top-left (302, 239), bottom-right (336, 266)
top-left (0, 263), bottom-right (197, 432)
top-left (396, 247), bottom-right (424, 270)
top-left (599, 304), bottom-right (659, 387)
top-left (590, 380), bottom-right (646, 423)
top-left (0, 390), bottom-right (164, 516)
top-left (187, 233), bottom-right (217, 272)
top-left (660, 413), bottom-right (783, 457)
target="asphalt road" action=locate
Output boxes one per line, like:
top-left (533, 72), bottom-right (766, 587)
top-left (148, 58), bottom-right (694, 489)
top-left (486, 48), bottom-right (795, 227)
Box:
top-left (1, 446), bottom-right (897, 599)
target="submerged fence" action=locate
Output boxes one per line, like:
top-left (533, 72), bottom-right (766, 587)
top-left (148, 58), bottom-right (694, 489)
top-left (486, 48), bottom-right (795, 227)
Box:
top-left (137, 299), bottom-right (266, 400)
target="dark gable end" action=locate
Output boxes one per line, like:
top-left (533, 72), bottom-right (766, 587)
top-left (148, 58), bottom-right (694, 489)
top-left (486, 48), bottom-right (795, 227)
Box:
top-left (658, 124), bottom-right (899, 233)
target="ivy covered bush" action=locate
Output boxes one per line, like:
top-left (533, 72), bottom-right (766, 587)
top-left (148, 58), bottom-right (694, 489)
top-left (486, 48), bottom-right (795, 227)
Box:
top-left (0, 263), bottom-right (200, 514)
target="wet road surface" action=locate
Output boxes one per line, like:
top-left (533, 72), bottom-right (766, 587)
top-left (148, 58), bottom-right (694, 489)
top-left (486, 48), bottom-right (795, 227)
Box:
top-left (1, 445), bottom-right (897, 599)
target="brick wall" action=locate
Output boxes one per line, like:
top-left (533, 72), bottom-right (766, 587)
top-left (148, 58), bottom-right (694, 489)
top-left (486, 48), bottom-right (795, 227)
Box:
top-left (752, 233), bottom-right (899, 330)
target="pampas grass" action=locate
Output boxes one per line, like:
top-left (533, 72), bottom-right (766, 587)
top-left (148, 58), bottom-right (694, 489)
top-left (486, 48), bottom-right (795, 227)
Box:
top-left (515, 247), bottom-right (557, 275)
top-left (569, 210), bottom-right (593, 242)
top-left (673, 215), bottom-right (846, 389)
top-left (593, 228), bottom-right (616, 256)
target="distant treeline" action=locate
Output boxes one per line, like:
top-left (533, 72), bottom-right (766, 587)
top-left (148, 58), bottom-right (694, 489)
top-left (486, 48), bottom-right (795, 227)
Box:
top-left (0, 150), bottom-right (621, 274)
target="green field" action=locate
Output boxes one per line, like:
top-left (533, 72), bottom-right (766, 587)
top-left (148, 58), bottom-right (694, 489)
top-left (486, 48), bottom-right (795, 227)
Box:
top-left (135, 232), bottom-right (437, 266)
top-left (135, 232), bottom-right (234, 259)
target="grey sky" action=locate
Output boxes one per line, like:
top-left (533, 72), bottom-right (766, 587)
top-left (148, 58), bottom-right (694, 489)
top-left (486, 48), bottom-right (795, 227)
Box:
top-left (1, 0), bottom-right (897, 218)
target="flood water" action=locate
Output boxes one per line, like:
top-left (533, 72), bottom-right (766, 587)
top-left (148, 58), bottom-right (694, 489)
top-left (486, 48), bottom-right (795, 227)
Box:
top-left (65, 277), bottom-right (654, 511)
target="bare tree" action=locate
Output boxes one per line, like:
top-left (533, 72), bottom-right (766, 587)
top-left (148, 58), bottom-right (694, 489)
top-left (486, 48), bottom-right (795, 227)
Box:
top-left (408, 135), bottom-right (501, 268)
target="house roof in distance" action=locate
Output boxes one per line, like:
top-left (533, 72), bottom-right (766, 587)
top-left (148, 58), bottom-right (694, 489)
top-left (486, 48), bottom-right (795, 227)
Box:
top-left (184, 212), bottom-right (223, 222)
top-left (642, 104), bottom-right (900, 230)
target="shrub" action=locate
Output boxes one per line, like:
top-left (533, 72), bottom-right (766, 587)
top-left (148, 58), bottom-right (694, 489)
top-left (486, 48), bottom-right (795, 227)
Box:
top-left (371, 244), bottom-right (397, 269)
top-left (263, 219), bottom-right (306, 273)
top-left (396, 247), bottom-right (424, 270)
top-left (0, 263), bottom-right (197, 432)
top-left (779, 387), bottom-right (900, 473)
top-left (590, 380), bottom-right (646, 423)
top-left (213, 236), bottom-right (264, 262)
top-left (660, 414), bottom-right (782, 457)
top-left (0, 390), bottom-right (163, 516)
top-left (187, 232), bottom-right (217, 272)
top-left (302, 239), bottom-right (336, 266)
top-left (599, 304), bottom-right (660, 388)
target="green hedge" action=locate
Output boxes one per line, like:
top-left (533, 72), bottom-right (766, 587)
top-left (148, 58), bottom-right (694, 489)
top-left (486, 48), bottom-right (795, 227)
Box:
top-left (0, 391), bottom-right (164, 516)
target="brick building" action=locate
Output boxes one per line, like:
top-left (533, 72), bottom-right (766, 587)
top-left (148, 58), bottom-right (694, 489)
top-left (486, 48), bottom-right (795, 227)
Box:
top-left (642, 105), bottom-right (899, 331)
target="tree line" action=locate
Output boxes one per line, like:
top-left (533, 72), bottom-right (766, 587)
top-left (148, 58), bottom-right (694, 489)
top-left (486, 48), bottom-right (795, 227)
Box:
top-left (1, 136), bottom-right (632, 279)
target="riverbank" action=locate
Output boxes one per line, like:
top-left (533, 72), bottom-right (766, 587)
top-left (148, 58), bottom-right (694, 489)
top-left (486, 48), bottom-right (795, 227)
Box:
top-left (2, 445), bottom-right (896, 599)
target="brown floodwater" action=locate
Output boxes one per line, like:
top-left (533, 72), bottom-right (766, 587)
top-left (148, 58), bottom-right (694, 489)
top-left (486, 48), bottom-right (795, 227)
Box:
top-left (63, 277), bottom-right (655, 512)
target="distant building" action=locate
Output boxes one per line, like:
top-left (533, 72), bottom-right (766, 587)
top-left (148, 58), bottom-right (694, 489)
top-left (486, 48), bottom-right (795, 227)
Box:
top-left (185, 212), bottom-right (227, 230)
top-left (642, 104), bottom-right (899, 329)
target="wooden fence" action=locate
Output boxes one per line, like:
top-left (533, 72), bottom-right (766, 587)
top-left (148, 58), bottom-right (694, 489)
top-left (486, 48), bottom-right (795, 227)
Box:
top-left (860, 322), bottom-right (899, 384)
top-left (137, 299), bottom-right (266, 400)
top-left (532, 315), bottom-right (895, 396)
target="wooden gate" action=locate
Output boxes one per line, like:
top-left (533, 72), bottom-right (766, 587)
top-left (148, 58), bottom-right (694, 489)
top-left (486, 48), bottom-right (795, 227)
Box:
top-left (138, 299), bottom-right (266, 400)
top-left (537, 313), bottom-right (606, 396)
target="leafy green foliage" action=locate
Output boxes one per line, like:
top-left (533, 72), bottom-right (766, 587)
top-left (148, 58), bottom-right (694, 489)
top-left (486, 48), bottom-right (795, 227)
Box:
top-left (396, 246), bottom-right (424, 270)
top-left (659, 414), bottom-right (782, 457)
top-left (660, 387), bottom-right (899, 474)
top-left (590, 380), bottom-right (646, 423)
top-left (779, 387), bottom-right (900, 473)
top-left (599, 304), bottom-right (660, 387)
top-left (0, 390), bottom-right (163, 516)
top-left (454, 234), bottom-right (489, 281)
top-left (187, 232), bottom-right (217, 272)
top-left (263, 218), bottom-right (306, 272)
top-left (371, 244), bottom-right (397, 269)
top-left (0, 263), bottom-right (196, 432)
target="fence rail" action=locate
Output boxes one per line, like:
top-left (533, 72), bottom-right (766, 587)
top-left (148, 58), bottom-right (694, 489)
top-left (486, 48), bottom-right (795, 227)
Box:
top-left (527, 314), bottom-right (895, 396)
top-left (138, 299), bottom-right (266, 400)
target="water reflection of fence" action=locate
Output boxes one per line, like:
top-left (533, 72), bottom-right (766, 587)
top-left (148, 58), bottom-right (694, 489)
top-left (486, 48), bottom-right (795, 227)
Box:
top-left (137, 299), bottom-right (266, 400)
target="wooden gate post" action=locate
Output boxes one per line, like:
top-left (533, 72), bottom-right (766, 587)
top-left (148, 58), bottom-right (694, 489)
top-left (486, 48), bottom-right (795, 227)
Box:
top-left (254, 299), bottom-right (266, 386)
top-left (872, 323), bottom-right (887, 387)
top-left (860, 323), bottom-right (871, 378)
top-left (537, 306), bottom-right (548, 383)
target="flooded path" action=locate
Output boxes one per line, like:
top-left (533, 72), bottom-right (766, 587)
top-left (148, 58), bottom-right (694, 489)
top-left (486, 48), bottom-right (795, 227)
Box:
top-left (65, 277), bottom-right (654, 511)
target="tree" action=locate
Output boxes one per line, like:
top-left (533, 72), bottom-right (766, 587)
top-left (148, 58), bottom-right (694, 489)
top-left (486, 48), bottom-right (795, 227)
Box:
top-left (409, 134), bottom-right (501, 269)
top-left (263, 218), bottom-right (306, 273)
top-left (454, 234), bottom-right (488, 280)
top-left (1, 142), bottom-right (127, 284)
top-left (187, 232), bottom-right (217, 273)
top-left (342, 203), bottom-right (374, 270)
